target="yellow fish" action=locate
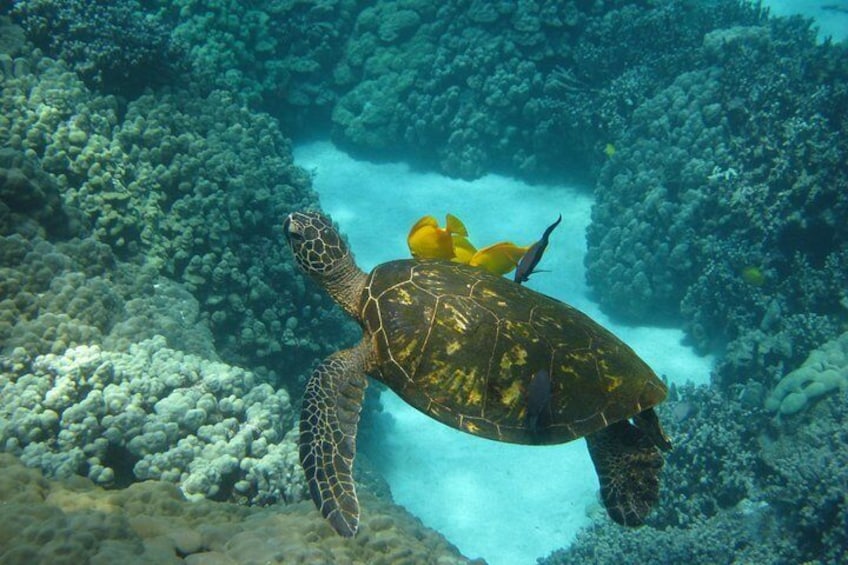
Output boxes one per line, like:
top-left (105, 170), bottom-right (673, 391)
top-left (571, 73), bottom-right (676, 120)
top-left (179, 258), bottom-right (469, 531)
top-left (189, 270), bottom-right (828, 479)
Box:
top-left (451, 234), bottom-right (477, 264)
top-left (468, 241), bottom-right (530, 276)
top-left (407, 214), bottom-right (468, 260)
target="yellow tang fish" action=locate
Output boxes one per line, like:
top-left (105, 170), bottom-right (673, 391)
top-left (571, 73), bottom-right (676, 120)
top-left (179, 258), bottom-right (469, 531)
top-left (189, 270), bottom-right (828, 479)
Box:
top-left (451, 234), bottom-right (477, 264)
top-left (407, 213), bottom-right (468, 260)
top-left (468, 241), bottom-right (530, 276)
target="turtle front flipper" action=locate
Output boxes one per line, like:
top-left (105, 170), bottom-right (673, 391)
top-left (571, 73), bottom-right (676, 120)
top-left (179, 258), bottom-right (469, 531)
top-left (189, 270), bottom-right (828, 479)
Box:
top-left (299, 340), bottom-right (369, 537)
top-left (585, 416), bottom-right (665, 527)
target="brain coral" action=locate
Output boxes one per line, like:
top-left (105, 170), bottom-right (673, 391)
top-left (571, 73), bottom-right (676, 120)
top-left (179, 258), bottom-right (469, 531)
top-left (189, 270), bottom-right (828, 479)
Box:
top-left (0, 453), bottom-right (475, 564)
top-left (765, 331), bottom-right (848, 415)
top-left (0, 337), bottom-right (303, 506)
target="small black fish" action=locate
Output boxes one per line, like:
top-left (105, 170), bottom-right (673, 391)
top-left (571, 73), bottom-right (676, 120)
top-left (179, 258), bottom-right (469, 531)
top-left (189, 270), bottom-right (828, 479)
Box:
top-left (514, 214), bottom-right (562, 284)
top-left (526, 368), bottom-right (552, 438)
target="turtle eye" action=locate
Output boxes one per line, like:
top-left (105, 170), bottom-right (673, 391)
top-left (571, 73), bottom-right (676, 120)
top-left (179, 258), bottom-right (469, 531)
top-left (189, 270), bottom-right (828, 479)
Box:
top-left (283, 215), bottom-right (304, 242)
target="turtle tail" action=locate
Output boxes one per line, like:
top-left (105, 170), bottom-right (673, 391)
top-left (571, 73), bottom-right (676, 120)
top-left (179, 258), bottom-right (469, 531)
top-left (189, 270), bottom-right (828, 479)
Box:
top-left (585, 417), bottom-right (666, 527)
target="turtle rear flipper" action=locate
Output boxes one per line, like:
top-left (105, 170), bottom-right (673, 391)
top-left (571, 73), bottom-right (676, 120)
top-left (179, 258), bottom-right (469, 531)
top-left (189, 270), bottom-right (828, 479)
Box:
top-left (586, 418), bottom-right (664, 527)
top-left (299, 341), bottom-right (369, 537)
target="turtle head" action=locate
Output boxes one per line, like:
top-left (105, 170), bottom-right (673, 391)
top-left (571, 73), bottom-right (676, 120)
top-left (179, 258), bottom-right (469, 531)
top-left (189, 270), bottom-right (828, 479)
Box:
top-left (284, 211), bottom-right (350, 277)
top-left (284, 211), bottom-right (367, 318)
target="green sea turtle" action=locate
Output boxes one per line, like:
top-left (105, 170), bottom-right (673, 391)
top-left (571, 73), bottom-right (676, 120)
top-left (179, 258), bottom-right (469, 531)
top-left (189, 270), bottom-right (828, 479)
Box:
top-left (283, 211), bottom-right (672, 537)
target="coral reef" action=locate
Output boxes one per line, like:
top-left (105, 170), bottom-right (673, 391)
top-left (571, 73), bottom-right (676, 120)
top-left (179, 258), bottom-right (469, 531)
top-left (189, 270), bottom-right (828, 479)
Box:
top-left (0, 337), bottom-right (300, 505)
top-left (19, 0), bottom-right (761, 180)
top-left (0, 453), bottom-right (477, 564)
top-left (0, 147), bottom-right (76, 239)
top-left (584, 15), bottom-right (848, 393)
top-left (151, 0), bottom-right (366, 132)
top-left (0, 42), bottom-right (357, 389)
top-left (1, 17), bottom-right (355, 513)
top-left (0, 143), bottom-right (216, 360)
top-left (0, 232), bottom-right (216, 359)
top-left (9, 0), bottom-right (187, 97)
top-left (540, 383), bottom-right (847, 564)
top-left (0, 15), bottom-right (26, 56)
top-left (760, 390), bottom-right (848, 564)
top-left (330, 0), bottom-right (763, 179)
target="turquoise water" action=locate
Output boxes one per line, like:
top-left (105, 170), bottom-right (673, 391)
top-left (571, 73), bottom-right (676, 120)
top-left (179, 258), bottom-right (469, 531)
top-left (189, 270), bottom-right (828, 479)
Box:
top-left (1, 1), bottom-right (846, 564)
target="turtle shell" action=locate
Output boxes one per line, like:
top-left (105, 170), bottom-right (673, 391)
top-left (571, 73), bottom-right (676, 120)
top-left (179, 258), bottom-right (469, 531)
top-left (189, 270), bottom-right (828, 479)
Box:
top-left (359, 259), bottom-right (667, 445)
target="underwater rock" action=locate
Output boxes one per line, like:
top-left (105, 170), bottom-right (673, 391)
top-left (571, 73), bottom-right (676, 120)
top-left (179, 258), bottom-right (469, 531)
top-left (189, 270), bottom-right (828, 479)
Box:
top-left (0, 453), bottom-right (477, 565)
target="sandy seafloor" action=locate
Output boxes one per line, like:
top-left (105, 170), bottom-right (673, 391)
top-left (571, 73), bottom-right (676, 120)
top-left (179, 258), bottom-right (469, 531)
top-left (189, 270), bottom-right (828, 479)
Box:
top-left (294, 141), bottom-right (713, 565)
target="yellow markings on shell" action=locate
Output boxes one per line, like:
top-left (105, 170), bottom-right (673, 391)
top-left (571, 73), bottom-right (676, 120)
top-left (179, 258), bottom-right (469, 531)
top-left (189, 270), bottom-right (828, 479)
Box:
top-left (423, 360), bottom-right (450, 388)
top-left (426, 360), bottom-right (480, 403)
top-left (394, 287), bottom-right (414, 305)
top-left (440, 302), bottom-right (470, 332)
top-left (499, 344), bottom-right (528, 370)
top-left (564, 349), bottom-right (593, 366)
top-left (431, 364), bottom-right (483, 409)
top-left (606, 374), bottom-right (623, 392)
top-left (500, 380), bottom-right (523, 407)
top-left (449, 367), bottom-right (477, 394)
top-left (462, 420), bottom-right (481, 434)
top-left (395, 335), bottom-right (420, 363)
